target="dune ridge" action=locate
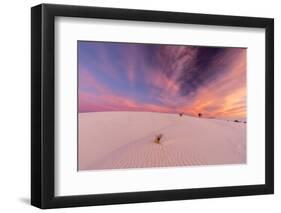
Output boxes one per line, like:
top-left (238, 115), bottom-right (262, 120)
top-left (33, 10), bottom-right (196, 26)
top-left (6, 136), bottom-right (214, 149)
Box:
top-left (78, 111), bottom-right (246, 171)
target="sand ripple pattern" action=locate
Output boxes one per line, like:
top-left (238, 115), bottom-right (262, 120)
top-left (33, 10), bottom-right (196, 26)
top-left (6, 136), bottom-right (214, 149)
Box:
top-left (79, 112), bottom-right (246, 171)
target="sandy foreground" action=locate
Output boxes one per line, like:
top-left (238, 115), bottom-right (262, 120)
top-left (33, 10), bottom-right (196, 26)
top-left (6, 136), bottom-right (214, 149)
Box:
top-left (78, 111), bottom-right (246, 171)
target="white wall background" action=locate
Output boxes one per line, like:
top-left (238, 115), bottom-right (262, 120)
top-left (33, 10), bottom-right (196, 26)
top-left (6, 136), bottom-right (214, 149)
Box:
top-left (0, 0), bottom-right (279, 212)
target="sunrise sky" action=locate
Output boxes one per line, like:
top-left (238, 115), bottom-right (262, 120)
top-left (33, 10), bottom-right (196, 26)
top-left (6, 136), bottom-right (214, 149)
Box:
top-left (78, 41), bottom-right (246, 120)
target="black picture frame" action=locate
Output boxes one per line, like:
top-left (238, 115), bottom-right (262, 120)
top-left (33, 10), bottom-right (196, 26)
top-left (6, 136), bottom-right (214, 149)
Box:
top-left (31, 3), bottom-right (274, 209)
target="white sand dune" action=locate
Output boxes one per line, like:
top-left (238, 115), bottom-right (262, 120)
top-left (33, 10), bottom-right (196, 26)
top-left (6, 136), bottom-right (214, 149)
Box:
top-left (78, 111), bottom-right (246, 171)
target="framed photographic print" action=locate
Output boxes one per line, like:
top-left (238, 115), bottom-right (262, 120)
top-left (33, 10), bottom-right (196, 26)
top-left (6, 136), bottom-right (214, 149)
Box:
top-left (31, 3), bottom-right (274, 209)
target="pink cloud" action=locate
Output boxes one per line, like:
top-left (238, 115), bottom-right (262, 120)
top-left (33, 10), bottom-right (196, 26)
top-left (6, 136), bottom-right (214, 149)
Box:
top-left (178, 49), bottom-right (247, 119)
top-left (79, 68), bottom-right (111, 95)
top-left (79, 89), bottom-right (171, 113)
top-left (79, 45), bottom-right (246, 120)
top-left (148, 71), bottom-right (180, 96)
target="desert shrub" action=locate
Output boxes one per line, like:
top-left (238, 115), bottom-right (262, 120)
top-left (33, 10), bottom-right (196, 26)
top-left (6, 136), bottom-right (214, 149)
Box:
top-left (154, 134), bottom-right (163, 144)
top-left (234, 120), bottom-right (239, 122)
top-left (198, 113), bottom-right (202, 117)
top-left (179, 112), bottom-right (184, 117)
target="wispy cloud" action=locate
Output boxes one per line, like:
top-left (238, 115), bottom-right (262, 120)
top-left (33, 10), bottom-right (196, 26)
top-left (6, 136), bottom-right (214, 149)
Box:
top-left (78, 41), bottom-right (247, 120)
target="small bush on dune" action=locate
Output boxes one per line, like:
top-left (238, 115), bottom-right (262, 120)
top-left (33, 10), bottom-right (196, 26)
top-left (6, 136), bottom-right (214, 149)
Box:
top-left (154, 134), bottom-right (163, 144)
top-left (179, 112), bottom-right (184, 117)
top-left (198, 113), bottom-right (202, 118)
top-left (234, 120), bottom-right (239, 123)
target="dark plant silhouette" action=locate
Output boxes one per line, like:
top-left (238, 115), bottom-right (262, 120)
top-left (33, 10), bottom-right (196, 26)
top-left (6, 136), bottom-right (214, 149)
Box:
top-left (179, 112), bottom-right (184, 117)
top-left (234, 120), bottom-right (239, 123)
top-left (154, 134), bottom-right (163, 144)
top-left (198, 113), bottom-right (202, 117)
